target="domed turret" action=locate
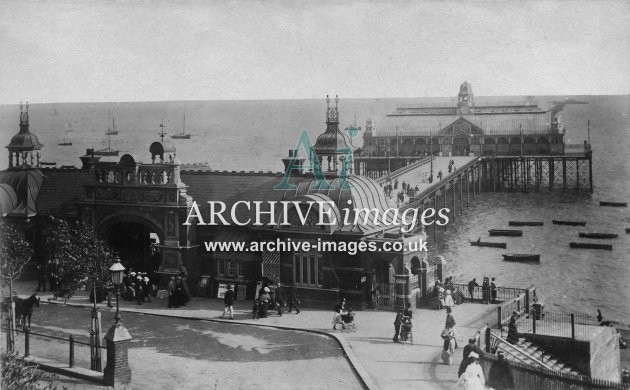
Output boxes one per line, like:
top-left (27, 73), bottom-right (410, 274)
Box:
top-left (312, 95), bottom-right (354, 175)
top-left (6, 102), bottom-right (44, 169)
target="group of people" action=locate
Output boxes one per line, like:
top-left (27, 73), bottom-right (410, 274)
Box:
top-left (433, 277), bottom-right (464, 310)
top-left (167, 275), bottom-right (190, 308)
top-left (448, 159), bottom-right (457, 173)
top-left (467, 276), bottom-right (499, 304)
top-left (456, 337), bottom-right (515, 390)
top-left (123, 271), bottom-right (156, 305)
top-left (252, 282), bottom-right (300, 320)
top-left (392, 303), bottom-right (413, 342)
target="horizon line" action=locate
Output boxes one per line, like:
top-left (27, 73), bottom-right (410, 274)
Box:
top-left (1, 93), bottom-right (629, 107)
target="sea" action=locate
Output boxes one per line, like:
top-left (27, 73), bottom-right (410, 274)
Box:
top-left (1, 95), bottom-right (628, 325)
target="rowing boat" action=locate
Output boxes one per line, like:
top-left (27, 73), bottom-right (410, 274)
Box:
top-left (470, 241), bottom-right (507, 249)
top-left (569, 242), bottom-right (612, 250)
top-left (599, 201), bottom-right (627, 207)
top-left (489, 229), bottom-right (523, 237)
top-left (509, 221), bottom-right (544, 226)
top-left (578, 233), bottom-right (618, 239)
top-left (552, 220), bottom-right (586, 226)
top-left (502, 253), bottom-right (540, 262)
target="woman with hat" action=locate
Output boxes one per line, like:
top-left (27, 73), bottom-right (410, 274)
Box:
top-left (258, 286), bottom-right (271, 318)
top-left (457, 351), bottom-right (485, 390)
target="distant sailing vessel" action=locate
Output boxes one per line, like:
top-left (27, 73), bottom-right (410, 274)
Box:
top-left (105, 111), bottom-right (119, 136)
top-left (171, 111), bottom-right (191, 139)
top-left (57, 122), bottom-right (73, 146)
top-left (95, 112), bottom-right (120, 156)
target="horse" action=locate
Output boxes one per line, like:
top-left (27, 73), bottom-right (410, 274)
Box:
top-left (14, 294), bottom-right (40, 329)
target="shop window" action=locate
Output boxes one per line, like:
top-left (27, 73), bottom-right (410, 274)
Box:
top-left (217, 258), bottom-right (244, 277)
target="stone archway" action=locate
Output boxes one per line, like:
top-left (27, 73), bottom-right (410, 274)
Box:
top-left (97, 212), bottom-right (165, 272)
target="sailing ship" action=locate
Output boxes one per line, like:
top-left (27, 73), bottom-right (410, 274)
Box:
top-left (94, 133), bottom-right (119, 156)
top-left (105, 111), bottom-right (119, 135)
top-left (57, 122), bottom-right (73, 146)
top-left (171, 111), bottom-right (191, 139)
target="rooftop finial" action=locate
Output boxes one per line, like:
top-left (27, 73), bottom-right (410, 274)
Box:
top-left (19, 100), bottom-right (29, 125)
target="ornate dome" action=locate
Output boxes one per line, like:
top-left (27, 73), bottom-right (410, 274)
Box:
top-left (281, 175), bottom-right (396, 234)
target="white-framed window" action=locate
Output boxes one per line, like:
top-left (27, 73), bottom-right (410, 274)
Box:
top-left (216, 258), bottom-right (244, 277)
top-left (293, 251), bottom-right (323, 287)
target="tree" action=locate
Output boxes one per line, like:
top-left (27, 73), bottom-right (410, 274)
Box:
top-left (45, 217), bottom-right (113, 302)
top-left (0, 220), bottom-right (34, 294)
top-left (1, 352), bottom-right (56, 390)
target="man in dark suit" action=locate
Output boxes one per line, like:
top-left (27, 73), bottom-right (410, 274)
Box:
top-left (274, 282), bottom-right (286, 316)
top-left (221, 284), bottom-right (234, 319)
top-left (458, 337), bottom-right (480, 377)
top-left (287, 282), bottom-right (300, 314)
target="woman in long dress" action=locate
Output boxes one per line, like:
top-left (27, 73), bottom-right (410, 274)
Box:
top-left (457, 352), bottom-right (485, 390)
top-left (445, 290), bottom-right (455, 308)
top-left (441, 327), bottom-right (455, 365)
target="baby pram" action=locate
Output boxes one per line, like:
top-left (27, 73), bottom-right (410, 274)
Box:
top-left (399, 316), bottom-right (413, 344)
top-left (332, 309), bottom-right (356, 331)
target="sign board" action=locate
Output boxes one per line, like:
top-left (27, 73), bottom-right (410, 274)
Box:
top-left (360, 276), bottom-right (367, 283)
top-left (217, 283), bottom-right (228, 299)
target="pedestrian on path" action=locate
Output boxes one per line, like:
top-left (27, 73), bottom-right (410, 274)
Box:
top-left (441, 326), bottom-right (456, 365)
top-left (457, 352), bottom-right (485, 390)
top-left (287, 282), bottom-right (300, 314)
top-left (445, 290), bottom-right (454, 309)
top-left (275, 282), bottom-right (286, 316)
top-left (458, 337), bottom-right (480, 377)
top-left (221, 284), bottom-right (234, 319)
top-left (487, 351), bottom-right (514, 390)
top-left (167, 277), bottom-right (176, 308)
top-left (445, 307), bottom-right (458, 348)
top-left (507, 311), bottom-right (519, 344)
top-left (468, 278), bottom-right (478, 301)
top-left (393, 309), bottom-right (404, 343)
top-left (490, 277), bottom-right (498, 303)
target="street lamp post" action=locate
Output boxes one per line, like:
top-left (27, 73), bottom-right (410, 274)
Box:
top-left (104, 254), bottom-right (133, 387)
top-left (109, 255), bottom-right (125, 326)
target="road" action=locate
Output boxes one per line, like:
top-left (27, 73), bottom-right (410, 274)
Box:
top-left (7, 303), bottom-right (363, 390)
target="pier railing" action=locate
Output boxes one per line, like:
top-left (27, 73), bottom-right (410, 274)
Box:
top-left (517, 310), bottom-right (597, 341)
top-left (497, 292), bottom-right (529, 327)
top-left (452, 283), bottom-right (526, 303)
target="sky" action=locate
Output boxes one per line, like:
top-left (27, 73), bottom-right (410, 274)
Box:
top-left (0, 0), bottom-right (629, 104)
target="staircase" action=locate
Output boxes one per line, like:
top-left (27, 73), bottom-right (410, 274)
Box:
top-left (495, 338), bottom-right (582, 376)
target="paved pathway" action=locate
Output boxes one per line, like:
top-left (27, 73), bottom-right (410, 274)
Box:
top-left (8, 281), bottom-right (498, 390)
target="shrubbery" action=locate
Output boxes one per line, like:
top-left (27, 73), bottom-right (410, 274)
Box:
top-left (1, 352), bottom-right (56, 390)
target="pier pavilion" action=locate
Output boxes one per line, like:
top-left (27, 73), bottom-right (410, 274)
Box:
top-left (0, 99), bottom-right (437, 310)
top-left (361, 82), bottom-right (567, 158)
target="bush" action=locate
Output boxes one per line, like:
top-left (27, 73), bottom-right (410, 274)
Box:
top-left (1, 351), bottom-right (56, 390)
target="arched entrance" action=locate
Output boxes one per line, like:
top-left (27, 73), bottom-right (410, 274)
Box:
top-left (105, 222), bottom-right (160, 273)
top-left (97, 213), bottom-right (165, 273)
top-left (453, 135), bottom-right (470, 156)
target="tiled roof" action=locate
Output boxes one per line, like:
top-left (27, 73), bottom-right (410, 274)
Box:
top-left (36, 168), bottom-right (94, 216)
top-left (370, 111), bottom-right (551, 136)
